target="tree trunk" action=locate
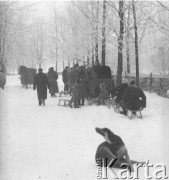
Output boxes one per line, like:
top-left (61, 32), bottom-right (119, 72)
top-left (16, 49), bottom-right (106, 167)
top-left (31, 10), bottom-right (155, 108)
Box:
top-left (54, 2), bottom-right (58, 71)
top-left (91, 2), bottom-right (95, 66)
top-left (126, 2), bottom-right (131, 74)
top-left (95, 1), bottom-right (99, 63)
top-left (132, 0), bottom-right (139, 87)
top-left (101, 0), bottom-right (106, 66)
top-left (116, 0), bottom-right (124, 86)
top-left (92, 45), bottom-right (95, 66)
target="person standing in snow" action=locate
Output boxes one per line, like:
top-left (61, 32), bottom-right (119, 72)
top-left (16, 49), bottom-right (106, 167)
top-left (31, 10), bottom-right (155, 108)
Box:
top-left (86, 66), bottom-right (97, 98)
top-left (62, 66), bottom-right (69, 93)
top-left (33, 68), bottom-right (50, 106)
top-left (0, 70), bottom-right (6, 89)
top-left (67, 64), bottom-right (80, 108)
top-left (120, 80), bottom-right (146, 115)
top-left (47, 67), bottom-right (59, 97)
top-left (78, 66), bottom-right (89, 106)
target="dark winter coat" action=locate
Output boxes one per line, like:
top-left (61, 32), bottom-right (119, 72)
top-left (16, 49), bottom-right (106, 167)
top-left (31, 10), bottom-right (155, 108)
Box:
top-left (122, 86), bottom-right (146, 110)
top-left (67, 68), bottom-right (80, 88)
top-left (0, 72), bottom-right (6, 89)
top-left (87, 67), bottom-right (97, 81)
top-left (33, 72), bottom-right (49, 100)
top-left (47, 70), bottom-right (59, 94)
top-left (100, 65), bottom-right (112, 79)
top-left (86, 67), bottom-right (97, 97)
top-left (93, 65), bottom-right (102, 79)
top-left (62, 68), bottom-right (68, 84)
top-left (113, 83), bottom-right (128, 103)
top-left (79, 70), bottom-right (89, 99)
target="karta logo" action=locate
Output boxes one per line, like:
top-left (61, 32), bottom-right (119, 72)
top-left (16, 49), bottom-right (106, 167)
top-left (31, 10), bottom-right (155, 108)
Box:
top-left (96, 158), bottom-right (168, 179)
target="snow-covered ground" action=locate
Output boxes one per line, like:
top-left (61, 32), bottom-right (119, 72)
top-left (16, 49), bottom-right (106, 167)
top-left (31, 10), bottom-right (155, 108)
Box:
top-left (0, 75), bottom-right (169, 180)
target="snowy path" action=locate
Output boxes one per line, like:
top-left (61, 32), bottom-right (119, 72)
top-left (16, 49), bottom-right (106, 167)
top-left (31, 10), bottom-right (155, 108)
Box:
top-left (0, 75), bottom-right (169, 180)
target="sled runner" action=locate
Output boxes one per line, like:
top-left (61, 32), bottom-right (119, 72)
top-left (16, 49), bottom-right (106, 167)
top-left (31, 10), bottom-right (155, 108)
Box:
top-left (127, 109), bottom-right (143, 119)
top-left (58, 99), bottom-right (70, 106)
top-left (58, 90), bottom-right (69, 97)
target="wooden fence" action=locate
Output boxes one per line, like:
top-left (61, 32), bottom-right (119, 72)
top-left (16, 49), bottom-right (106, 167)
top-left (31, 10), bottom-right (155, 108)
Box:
top-left (121, 73), bottom-right (169, 98)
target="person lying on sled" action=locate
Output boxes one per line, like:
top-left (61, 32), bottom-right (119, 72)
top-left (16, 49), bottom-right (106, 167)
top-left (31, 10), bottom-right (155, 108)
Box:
top-left (95, 127), bottom-right (134, 172)
top-left (120, 80), bottom-right (146, 115)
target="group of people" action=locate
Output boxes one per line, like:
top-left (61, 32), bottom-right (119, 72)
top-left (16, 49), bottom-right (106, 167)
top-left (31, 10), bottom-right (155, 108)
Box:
top-left (33, 63), bottom-right (146, 114)
top-left (33, 67), bottom-right (59, 106)
top-left (61, 61), bottom-right (112, 108)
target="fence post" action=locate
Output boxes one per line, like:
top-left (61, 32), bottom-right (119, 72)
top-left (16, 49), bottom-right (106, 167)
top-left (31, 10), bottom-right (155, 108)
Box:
top-left (158, 78), bottom-right (162, 96)
top-left (149, 73), bottom-right (152, 93)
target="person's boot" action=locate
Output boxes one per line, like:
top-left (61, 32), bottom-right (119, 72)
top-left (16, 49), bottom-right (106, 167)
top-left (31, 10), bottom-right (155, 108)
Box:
top-left (42, 99), bottom-right (45, 106)
top-left (39, 100), bottom-right (42, 106)
top-left (68, 103), bottom-right (73, 108)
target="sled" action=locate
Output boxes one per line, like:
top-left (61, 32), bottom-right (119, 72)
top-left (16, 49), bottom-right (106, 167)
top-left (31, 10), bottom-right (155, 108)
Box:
top-left (127, 109), bottom-right (143, 119)
top-left (58, 99), bottom-right (70, 107)
top-left (58, 90), bottom-right (70, 97)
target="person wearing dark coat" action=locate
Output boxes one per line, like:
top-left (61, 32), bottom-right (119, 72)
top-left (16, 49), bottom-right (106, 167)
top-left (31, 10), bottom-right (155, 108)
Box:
top-left (100, 65), bottom-right (112, 79)
top-left (87, 66), bottom-right (97, 98)
top-left (113, 80), bottom-right (128, 103)
top-left (0, 71), bottom-right (6, 89)
top-left (95, 127), bottom-right (134, 171)
top-left (120, 80), bottom-right (146, 115)
top-left (33, 68), bottom-right (50, 106)
top-left (93, 60), bottom-right (102, 79)
top-left (78, 66), bottom-right (89, 105)
top-left (47, 67), bottom-right (59, 97)
top-left (62, 66), bottom-right (69, 92)
top-left (67, 64), bottom-right (80, 108)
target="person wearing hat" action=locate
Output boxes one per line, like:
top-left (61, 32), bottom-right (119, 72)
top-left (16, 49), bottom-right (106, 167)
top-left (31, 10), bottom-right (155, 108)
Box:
top-left (120, 80), bottom-right (146, 115)
top-left (47, 67), bottom-right (59, 97)
top-left (67, 64), bottom-right (81, 108)
top-left (33, 68), bottom-right (50, 106)
top-left (62, 66), bottom-right (69, 93)
top-left (95, 127), bottom-right (134, 171)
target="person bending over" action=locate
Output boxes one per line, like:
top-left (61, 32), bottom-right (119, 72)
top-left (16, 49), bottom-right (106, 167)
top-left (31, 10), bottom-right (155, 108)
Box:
top-left (120, 80), bottom-right (146, 115)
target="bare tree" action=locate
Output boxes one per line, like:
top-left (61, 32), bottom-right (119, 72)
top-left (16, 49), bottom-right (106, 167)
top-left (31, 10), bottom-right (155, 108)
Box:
top-left (132, 0), bottom-right (139, 87)
top-left (116, 0), bottom-right (124, 86)
top-left (101, 0), bottom-right (106, 66)
top-left (30, 18), bottom-right (46, 68)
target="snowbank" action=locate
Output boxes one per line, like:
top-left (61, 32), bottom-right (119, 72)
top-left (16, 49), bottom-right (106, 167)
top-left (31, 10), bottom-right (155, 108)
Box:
top-left (0, 75), bottom-right (169, 180)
